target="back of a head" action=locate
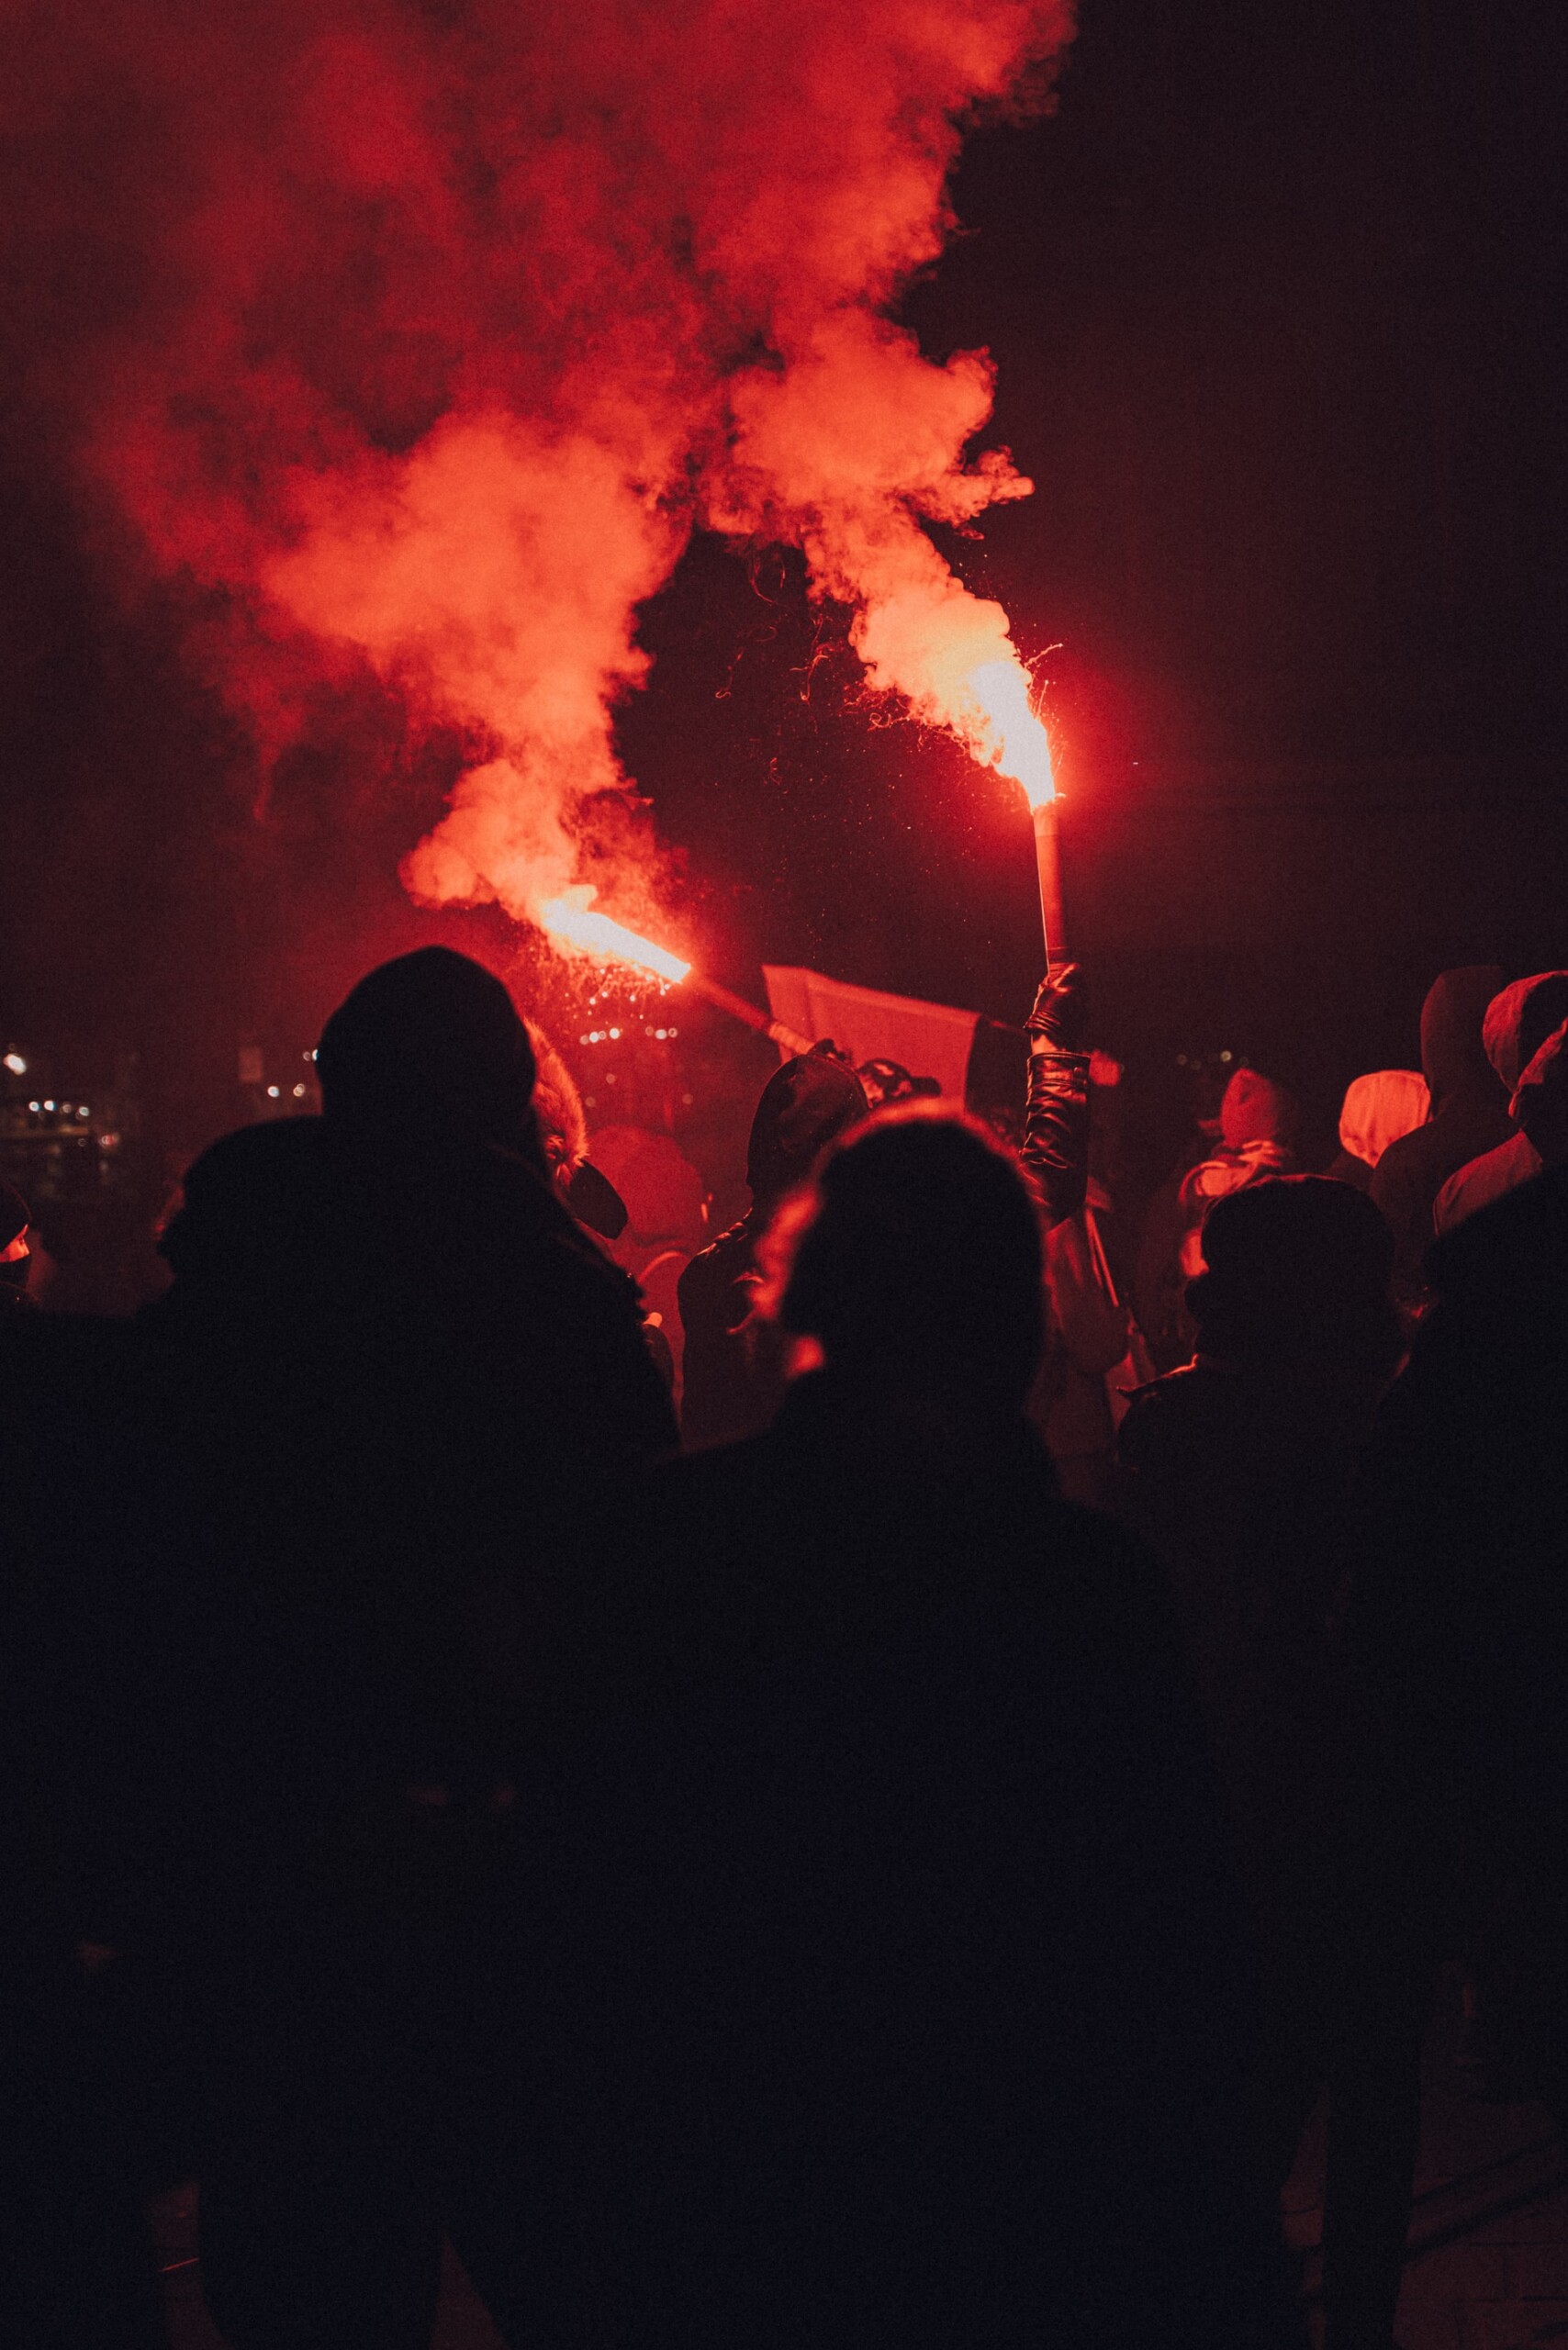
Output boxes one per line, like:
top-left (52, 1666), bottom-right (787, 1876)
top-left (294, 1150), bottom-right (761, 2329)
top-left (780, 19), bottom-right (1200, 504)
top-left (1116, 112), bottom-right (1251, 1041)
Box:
top-left (1187, 1175), bottom-right (1398, 1378)
top-left (1419, 965), bottom-right (1508, 1102)
top-left (1338, 1069), bottom-right (1430, 1169)
top-left (746, 1050), bottom-right (868, 1203)
top-left (1481, 970), bottom-right (1568, 1094)
top-left (316, 947), bottom-right (539, 1158)
top-left (778, 1104), bottom-right (1044, 1404)
top-left (1218, 1066), bottom-right (1298, 1153)
top-left (160, 1118), bottom-right (326, 1293)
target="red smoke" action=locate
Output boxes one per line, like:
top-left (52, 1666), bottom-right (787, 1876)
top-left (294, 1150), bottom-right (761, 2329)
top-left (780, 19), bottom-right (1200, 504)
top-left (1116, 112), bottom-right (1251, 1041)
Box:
top-left (6, 0), bottom-right (1071, 941)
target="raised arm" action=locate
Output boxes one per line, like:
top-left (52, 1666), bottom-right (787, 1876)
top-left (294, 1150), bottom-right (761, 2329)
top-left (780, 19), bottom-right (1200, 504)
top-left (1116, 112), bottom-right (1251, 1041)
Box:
top-left (1020, 961), bottom-right (1091, 1228)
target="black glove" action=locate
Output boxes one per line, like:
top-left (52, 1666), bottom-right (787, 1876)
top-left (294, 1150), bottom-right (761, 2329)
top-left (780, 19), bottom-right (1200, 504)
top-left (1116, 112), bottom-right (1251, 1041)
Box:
top-left (1025, 961), bottom-right (1087, 1055)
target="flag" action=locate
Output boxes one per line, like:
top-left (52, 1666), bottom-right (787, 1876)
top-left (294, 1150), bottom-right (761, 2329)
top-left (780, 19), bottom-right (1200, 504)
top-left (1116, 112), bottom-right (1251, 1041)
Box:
top-left (761, 966), bottom-right (980, 1102)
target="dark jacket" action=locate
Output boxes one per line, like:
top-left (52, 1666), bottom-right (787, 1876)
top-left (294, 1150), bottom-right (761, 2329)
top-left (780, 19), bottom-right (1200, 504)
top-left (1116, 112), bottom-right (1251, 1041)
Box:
top-left (1355, 1162), bottom-right (1568, 1781)
top-left (529, 1374), bottom-right (1259, 2348)
top-left (140, 1126), bottom-right (677, 1856)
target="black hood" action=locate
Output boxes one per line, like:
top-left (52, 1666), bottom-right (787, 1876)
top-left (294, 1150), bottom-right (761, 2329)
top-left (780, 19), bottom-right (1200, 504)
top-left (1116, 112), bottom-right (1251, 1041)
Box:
top-left (317, 947), bottom-right (539, 1159)
top-left (745, 1051), bottom-right (868, 1203)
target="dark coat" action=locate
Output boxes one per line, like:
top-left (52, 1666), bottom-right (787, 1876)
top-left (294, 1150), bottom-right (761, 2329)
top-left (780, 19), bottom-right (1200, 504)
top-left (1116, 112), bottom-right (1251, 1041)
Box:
top-left (521, 1374), bottom-right (1260, 2348)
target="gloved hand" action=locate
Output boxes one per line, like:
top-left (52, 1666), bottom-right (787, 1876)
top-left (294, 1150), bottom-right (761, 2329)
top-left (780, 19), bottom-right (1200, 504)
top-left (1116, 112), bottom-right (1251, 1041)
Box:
top-left (1025, 961), bottom-right (1087, 1055)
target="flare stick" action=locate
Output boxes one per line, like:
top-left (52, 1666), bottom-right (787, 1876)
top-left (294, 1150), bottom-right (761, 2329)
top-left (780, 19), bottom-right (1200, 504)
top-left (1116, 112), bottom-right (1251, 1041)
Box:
top-left (684, 973), bottom-right (814, 1057)
top-left (1032, 799), bottom-right (1064, 971)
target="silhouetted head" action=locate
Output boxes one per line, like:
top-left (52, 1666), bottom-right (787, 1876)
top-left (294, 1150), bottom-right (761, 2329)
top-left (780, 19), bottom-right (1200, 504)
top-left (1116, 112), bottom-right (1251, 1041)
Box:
top-left (316, 948), bottom-right (539, 1158)
top-left (1218, 1067), bottom-right (1299, 1153)
top-left (773, 1104), bottom-right (1044, 1409)
top-left (1187, 1175), bottom-right (1400, 1386)
top-left (159, 1118), bottom-right (325, 1293)
top-left (745, 1048), bottom-right (868, 1205)
top-left (1419, 966), bottom-right (1508, 1103)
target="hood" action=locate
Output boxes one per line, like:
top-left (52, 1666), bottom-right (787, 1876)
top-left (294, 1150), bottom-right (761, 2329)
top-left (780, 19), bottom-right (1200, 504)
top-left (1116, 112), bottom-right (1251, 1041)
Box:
top-left (746, 1050), bottom-right (868, 1202)
top-left (1219, 1067), bottom-right (1299, 1152)
top-left (1482, 970), bottom-right (1568, 1094)
top-left (1338, 1069), bottom-right (1429, 1169)
top-left (1510, 1018), bottom-right (1568, 1167)
top-left (1185, 1174), bottom-right (1399, 1375)
top-left (317, 947), bottom-right (538, 1158)
top-left (1419, 965), bottom-right (1508, 1102)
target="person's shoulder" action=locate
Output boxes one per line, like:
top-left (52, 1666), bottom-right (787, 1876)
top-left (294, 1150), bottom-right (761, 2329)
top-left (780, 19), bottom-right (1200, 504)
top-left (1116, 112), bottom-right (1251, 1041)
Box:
top-left (1428, 1157), bottom-right (1568, 1297)
top-left (1434, 1130), bottom-right (1540, 1236)
top-left (1370, 1121), bottom-right (1428, 1197)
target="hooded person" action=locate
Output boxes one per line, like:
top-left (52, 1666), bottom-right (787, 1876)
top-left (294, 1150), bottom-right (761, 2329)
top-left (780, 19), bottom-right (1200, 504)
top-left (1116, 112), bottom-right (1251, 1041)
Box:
top-left (1327, 1069), bottom-right (1430, 1192)
top-left (1144, 1069), bottom-right (1303, 1373)
top-left (179, 948), bottom-right (677, 2350)
top-left (1371, 965), bottom-right (1511, 1303)
top-left (1179, 1068), bottom-right (1301, 1260)
top-left (677, 1046), bottom-right (868, 1451)
top-left (1356, 1159), bottom-right (1568, 2139)
top-left (1115, 1179), bottom-right (1428, 2350)
top-left (1433, 971), bottom-right (1568, 1235)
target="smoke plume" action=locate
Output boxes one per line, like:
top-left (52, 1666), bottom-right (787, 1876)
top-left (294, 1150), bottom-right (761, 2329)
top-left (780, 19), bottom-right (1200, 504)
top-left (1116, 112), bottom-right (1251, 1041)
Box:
top-left (6, 0), bottom-right (1071, 940)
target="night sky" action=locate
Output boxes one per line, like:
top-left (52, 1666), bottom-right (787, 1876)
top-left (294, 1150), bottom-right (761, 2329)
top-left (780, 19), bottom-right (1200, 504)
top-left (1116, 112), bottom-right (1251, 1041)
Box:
top-left (4, 0), bottom-right (1566, 1158)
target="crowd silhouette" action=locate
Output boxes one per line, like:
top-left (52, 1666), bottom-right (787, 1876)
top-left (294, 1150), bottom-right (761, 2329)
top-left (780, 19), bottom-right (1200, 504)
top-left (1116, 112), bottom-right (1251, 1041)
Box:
top-left (3, 945), bottom-right (1568, 2349)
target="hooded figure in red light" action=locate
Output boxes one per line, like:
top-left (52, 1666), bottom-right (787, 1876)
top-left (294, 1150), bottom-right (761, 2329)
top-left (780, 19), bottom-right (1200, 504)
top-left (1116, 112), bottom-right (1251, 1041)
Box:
top-left (1433, 969), bottom-right (1568, 1235)
top-left (1133, 1066), bottom-right (1301, 1373)
top-left (1370, 964), bottom-right (1511, 1304)
top-left (1327, 1068), bottom-right (1430, 1192)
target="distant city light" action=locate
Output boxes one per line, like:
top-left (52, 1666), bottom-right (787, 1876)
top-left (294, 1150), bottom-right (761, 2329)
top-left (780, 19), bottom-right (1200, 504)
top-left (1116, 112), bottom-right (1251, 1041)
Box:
top-left (266, 1085), bottom-right (280, 1098)
top-left (292, 1083), bottom-right (307, 1098)
top-left (28, 1100), bottom-right (39, 1113)
top-left (3, 1052), bottom-right (26, 1075)
top-left (43, 1099), bottom-right (55, 1111)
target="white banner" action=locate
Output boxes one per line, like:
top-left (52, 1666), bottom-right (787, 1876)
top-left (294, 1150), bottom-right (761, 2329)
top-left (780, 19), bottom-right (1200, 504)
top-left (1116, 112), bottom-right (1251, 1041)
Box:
top-left (761, 966), bottom-right (980, 1102)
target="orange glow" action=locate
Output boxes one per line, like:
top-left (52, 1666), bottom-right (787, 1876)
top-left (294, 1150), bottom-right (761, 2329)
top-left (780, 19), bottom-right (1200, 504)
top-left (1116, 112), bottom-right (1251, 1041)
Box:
top-left (965, 657), bottom-right (1056, 809)
top-left (536, 890), bottom-right (691, 984)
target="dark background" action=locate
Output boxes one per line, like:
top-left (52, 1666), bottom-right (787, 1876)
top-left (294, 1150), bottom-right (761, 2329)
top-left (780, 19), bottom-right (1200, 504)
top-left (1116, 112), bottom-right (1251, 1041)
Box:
top-left (4, 0), bottom-right (1566, 1225)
